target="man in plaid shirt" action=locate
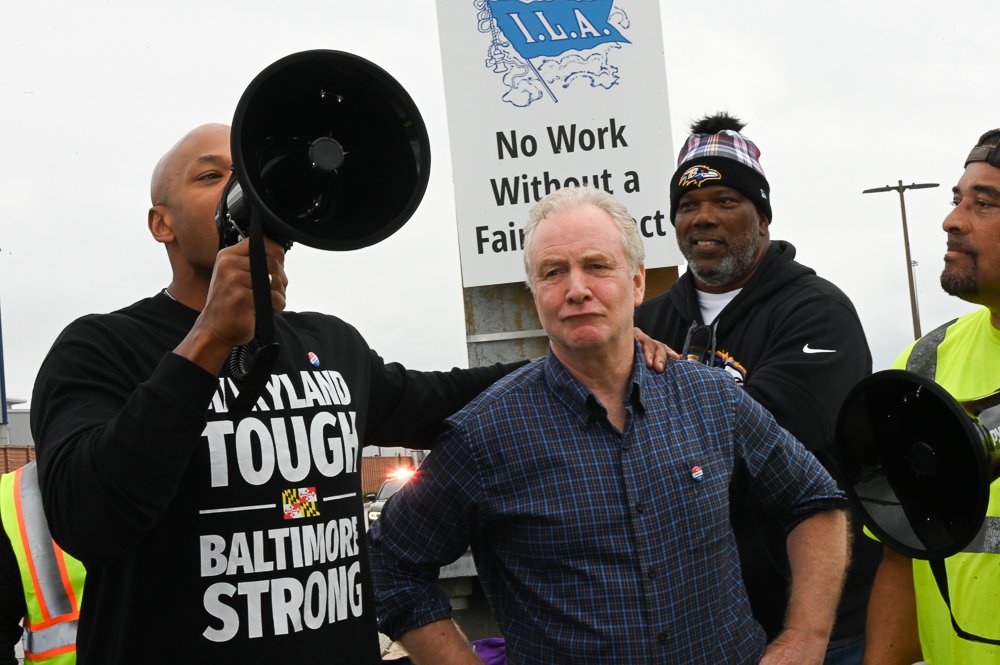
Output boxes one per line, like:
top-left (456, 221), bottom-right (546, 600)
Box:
top-left (369, 186), bottom-right (849, 664)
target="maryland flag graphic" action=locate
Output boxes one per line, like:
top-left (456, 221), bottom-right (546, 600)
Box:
top-left (283, 487), bottom-right (320, 520)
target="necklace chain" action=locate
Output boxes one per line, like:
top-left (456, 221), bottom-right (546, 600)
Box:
top-left (162, 288), bottom-right (176, 301)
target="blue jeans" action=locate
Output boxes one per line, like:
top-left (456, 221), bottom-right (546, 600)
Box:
top-left (824, 634), bottom-right (864, 665)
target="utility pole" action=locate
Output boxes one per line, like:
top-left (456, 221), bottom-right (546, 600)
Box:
top-left (862, 180), bottom-right (939, 340)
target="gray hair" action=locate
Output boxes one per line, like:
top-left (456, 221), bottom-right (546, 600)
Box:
top-left (522, 187), bottom-right (644, 291)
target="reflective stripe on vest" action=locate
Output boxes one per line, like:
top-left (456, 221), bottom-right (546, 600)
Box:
top-left (23, 620), bottom-right (78, 661)
top-left (905, 318), bottom-right (957, 380)
top-left (0, 462), bottom-right (83, 662)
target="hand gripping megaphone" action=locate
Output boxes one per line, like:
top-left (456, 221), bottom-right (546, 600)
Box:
top-left (835, 369), bottom-right (1000, 560)
top-left (214, 50), bottom-right (431, 413)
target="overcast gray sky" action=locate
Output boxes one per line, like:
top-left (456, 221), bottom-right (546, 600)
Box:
top-left (1, 1), bottom-right (994, 406)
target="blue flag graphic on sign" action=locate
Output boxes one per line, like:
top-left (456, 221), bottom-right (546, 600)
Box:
top-left (488, 0), bottom-right (630, 60)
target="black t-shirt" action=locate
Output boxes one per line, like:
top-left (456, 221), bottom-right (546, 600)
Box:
top-left (31, 292), bottom-right (515, 664)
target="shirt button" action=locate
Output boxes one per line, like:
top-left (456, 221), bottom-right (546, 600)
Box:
top-left (647, 567), bottom-right (657, 579)
top-left (658, 631), bottom-right (668, 644)
top-left (636, 504), bottom-right (646, 514)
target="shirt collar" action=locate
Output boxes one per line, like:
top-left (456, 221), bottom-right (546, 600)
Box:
top-left (542, 341), bottom-right (647, 424)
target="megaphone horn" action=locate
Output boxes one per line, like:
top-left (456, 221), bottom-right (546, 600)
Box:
top-left (835, 369), bottom-right (1000, 560)
top-left (218, 49), bottom-right (431, 251)
top-left (216, 50), bottom-right (432, 414)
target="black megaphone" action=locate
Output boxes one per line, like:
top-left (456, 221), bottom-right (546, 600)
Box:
top-left (835, 369), bottom-right (1000, 560)
top-left (215, 50), bottom-right (432, 413)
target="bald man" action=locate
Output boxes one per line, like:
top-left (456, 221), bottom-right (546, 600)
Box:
top-left (28, 125), bottom-right (524, 665)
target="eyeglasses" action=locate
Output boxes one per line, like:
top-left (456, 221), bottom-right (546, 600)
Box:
top-left (681, 320), bottom-right (718, 366)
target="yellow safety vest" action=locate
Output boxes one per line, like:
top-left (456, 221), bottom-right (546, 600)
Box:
top-left (0, 462), bottom-right (85, 664)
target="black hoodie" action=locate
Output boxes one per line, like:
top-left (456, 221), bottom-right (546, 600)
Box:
top-left (636, 240), bottom-right (880, 643)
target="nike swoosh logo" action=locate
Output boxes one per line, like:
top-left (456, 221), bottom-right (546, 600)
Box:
top-left (803, 344), bottom-right (836, 354)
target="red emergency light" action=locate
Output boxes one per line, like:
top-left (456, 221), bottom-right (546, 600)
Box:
top-left (386, 467), bottom-right (416, 481)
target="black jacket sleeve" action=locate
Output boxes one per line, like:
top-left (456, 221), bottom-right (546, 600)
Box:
top-left (742, 294), bottom-right (871, 453)
top-left (0, 521), bottom-right (24, 665)
top-left (30, 336), bottom-right (218, 563)
top-left (363, 354), bottom-right (526, 449)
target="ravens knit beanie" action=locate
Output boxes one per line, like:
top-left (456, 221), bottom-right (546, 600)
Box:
top-left (669, 112), bottom-right (771, 224)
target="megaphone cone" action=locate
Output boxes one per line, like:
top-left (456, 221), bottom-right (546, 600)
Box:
top-left (835, 369), bottom-right (1000, 559)
top-left (219, 49), bottom-right (431, 251)
top-left (216, 50), bottom-right (432, 414)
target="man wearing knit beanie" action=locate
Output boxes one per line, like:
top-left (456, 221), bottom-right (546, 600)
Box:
top-left (636, 113), bottom-right (878, 664)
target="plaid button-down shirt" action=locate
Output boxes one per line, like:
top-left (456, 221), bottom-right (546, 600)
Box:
top-left (370, 344), bottom-right (846, 664)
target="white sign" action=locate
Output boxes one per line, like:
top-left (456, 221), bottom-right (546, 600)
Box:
top-left (436, 0), bottom-right (681, 288)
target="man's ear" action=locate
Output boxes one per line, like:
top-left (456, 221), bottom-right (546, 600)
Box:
top-left (633, 264), bottom-right (646, 307)
top-left (148, 206), bottom-right (174, 244)
top-left (758, 212), bottom-right (771, 236)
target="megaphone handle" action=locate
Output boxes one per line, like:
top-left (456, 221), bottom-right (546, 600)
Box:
top-left (248, 213), bottom-right (275, 345)
top-left (929, 558), bottom-right (1000, 645)
top-left (227, 213), bottom-right (280, 415)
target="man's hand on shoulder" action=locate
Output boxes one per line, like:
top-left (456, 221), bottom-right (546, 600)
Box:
top-left (634, 326), bottom-right (677, 372)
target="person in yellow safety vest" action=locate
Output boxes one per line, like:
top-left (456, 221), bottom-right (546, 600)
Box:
top-left (0, 462), bottom-right (85, 665)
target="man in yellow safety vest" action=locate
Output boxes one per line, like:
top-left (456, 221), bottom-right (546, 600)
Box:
top-left (0, 462), bottom-right (85, 664)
